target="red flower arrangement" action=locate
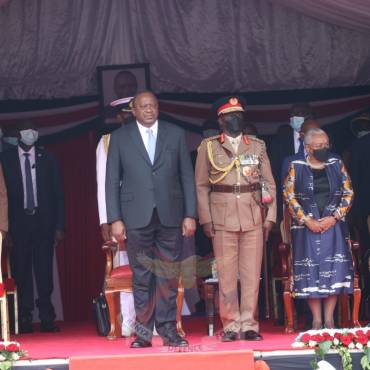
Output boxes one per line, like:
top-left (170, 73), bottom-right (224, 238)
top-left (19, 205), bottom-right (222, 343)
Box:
top-left (0, 341), bottom-right (27, 370)
top-left (293, 328), bottom-right (370, 370)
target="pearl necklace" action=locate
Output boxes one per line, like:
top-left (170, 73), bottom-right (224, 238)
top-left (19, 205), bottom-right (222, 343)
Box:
top-left (307, 156), bottom-right (325, 169)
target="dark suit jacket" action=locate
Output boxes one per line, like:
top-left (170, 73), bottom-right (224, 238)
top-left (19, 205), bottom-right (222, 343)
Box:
top-left (106, 120), bottom-right (197, 230)
top-left (268, 126), bottom-right (295, 221)
top-left (348, 134), bottom-right (370, 216)
top-left (1, 147), bottom-right (65, 237)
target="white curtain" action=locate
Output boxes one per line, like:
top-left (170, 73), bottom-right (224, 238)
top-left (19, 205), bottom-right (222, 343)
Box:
top-left (1, 0), bottom-right (370, 99)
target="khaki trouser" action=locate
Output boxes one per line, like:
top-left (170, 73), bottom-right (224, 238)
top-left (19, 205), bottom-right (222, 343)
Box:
top-left (213, 228), bottom-right (263, 332)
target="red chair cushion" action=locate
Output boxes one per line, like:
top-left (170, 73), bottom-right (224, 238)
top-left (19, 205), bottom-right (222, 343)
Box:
top-left (110, 265), bottom-right (132, 280)
top-left (0, 283), bottom-right (4, 297)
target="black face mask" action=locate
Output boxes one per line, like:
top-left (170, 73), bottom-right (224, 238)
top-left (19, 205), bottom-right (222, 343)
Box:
top-left (224, 115), bottom-right (244, 137)
top-left (313, 148), bottom-right (330, 162)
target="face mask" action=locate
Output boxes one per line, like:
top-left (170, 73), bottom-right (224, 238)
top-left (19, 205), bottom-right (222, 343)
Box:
top-left (3, 137), bottom-right (18, 146)
top-left (290, 116), bottom-right (305, 132)
top-left (20, 129), bottom-right (39, 146)
top-left (224, 114), bottom-right (244, 137)
top-left (312, 148), bottom-right (330, 162)
top-left (357, 130), bottom-right (370, 138)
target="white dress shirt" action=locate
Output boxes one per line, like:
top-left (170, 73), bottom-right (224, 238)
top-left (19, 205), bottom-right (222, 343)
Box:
top-left (96, 136), bottom-right (108, 225)
top-left (225, 133), bottom-right (242, 154)
top-left (18, 146), bottom-right (38, 208)
top-left (136, 120), bottom-right (158, 153)
top-left (293, 130), bottom-right (301, 154)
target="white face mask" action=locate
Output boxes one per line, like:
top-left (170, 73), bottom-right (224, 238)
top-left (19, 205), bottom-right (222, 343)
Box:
top-left (290, 116), bottom-right (305, 132)
top-left (20, 129), bottom-right (39, 146)
top-left (357, 130), bottom-right (370, 138)
top-left (3, 137), bottom-right (18, 146)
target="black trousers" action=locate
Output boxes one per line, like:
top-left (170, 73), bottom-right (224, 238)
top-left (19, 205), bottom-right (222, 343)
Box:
top-left (126, 209), bottom-right (182, 341)
top-left (10, 211), bottom-right (56, 323)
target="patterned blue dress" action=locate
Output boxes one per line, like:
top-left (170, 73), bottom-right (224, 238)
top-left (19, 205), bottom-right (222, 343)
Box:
top-left (283, 156), bottom-right (354, 299)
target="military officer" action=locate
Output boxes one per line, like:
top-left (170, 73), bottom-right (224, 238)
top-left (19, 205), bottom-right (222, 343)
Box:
top-left (195, 96), bottom-right (276, 342)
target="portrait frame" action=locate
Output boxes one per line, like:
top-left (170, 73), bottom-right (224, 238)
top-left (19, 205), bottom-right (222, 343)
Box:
top-left (97, 63), bottom-right (151, 125)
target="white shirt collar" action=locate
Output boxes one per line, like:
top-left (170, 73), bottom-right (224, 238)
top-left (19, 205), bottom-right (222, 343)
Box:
top-left (136, 120), bottom-right (158, 138)
top-left (18, 145), bottom-right (35, 158)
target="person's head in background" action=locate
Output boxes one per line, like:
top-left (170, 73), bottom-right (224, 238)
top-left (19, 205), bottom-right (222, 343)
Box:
top-left (2, 125), bottom-right (19, 150)
top-left (290, 102), bottom-right (314, 133)
top-left (299, 119), bottom-right (320, 140)
top-left (243, 123), bottom-right (258, 137)
top-left (350, 112), bottom-right (370, 139)
top-left (201, 119), bottom-right (220, 138)
top-left (17, 120), bottom-right (39, 152)
top-left (113, 71), bottom-right (138, 99)
top-left (110, 96), bottom-right (134, 125)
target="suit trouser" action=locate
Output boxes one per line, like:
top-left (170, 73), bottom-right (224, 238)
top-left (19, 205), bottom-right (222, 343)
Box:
top-left (10, 212), bottom-right (55, 323)
top-left (126, 209), bottom-right (182, 341)
top-left (213, 227), bottom-right (263, 332)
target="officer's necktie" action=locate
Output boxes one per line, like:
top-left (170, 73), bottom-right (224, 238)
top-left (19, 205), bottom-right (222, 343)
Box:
top-left (146, 128), bottom-right (156, 164)
top-left (297, 137), bottom-right (304, 155)
top-left (24, 153), bottom-right (35, 211)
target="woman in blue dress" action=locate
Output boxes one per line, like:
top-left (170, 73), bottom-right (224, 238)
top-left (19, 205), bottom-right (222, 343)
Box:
top-left (283, 128), bottom-right (354, 329)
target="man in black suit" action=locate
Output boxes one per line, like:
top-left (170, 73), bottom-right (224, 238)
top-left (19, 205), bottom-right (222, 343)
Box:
top-left (106, 91), bottom-right (197, 348)
top-left (1, 121), bottom-right (65, 333)
top-left (269, 102), bottom-right (313, 222)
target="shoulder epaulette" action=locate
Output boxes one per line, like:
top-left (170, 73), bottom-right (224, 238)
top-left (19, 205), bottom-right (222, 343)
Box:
top-left (103, 134), bottom-right (111, 154)
top-left (248, 136), bottom-right (265, 145)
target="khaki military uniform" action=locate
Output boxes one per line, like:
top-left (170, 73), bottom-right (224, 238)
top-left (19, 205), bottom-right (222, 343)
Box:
top-left (195, 133), bottom-right (276, 333)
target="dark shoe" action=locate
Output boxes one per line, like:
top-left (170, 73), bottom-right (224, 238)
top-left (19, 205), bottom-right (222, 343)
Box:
top-left (130, 337), bottom-right (152, 348)
top-left (40, 321), bottom-right (60, 333)
top-left (19, 322), bottom-right (34, 334)
top-left (241, 330), bottom-right (263, 341)
top-left (221, 331), bottom-right (238, 342)
top-left (162, 332), bottom-right (189, 347)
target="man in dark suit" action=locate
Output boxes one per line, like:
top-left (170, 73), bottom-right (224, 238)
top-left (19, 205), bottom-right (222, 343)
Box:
top-left (269, 102), bottom-right (313, 222)
top-left (106, 91), bottom-right (197, 348)
top-left (1, 121), bottom-right (65, 333)
top-left (280, 119), bottom-right (320, 187)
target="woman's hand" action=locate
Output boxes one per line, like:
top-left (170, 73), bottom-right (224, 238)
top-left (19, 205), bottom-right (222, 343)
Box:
top-left (318, 216), bottom-right (336, 233)
top-left (305, 218), bottom-right (323, 233)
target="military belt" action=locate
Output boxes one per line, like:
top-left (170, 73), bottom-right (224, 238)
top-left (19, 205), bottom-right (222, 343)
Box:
top-left (211, 183), bottom-right (261, 194)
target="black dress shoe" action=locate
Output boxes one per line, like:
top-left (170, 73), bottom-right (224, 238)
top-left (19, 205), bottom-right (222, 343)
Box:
top-left (221, 331), bottom-right (238, 342)
top-left (19, 322), bottom-right (34, 334)
top-left (130, 337), bottom-right (152, 348)
top-left (162, 332), bottom-right (189, 347)
top-left (40, 321), bottom-right (60, 333)
top-left (241, 330), bottom-right (263, 341)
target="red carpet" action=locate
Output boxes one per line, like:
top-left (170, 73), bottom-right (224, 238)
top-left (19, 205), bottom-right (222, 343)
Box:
top-left (14, 317), bottom-right (297, 360)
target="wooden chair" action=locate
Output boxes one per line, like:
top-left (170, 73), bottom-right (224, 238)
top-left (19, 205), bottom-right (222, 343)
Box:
top-left (103, 240), bottom-right (185, 340)
top-left (1, 240), bottom-right (18, 335)
top-left (0, 235), bottom-right (10, 341)
top-left (279, 208), bottom-right (361, 333)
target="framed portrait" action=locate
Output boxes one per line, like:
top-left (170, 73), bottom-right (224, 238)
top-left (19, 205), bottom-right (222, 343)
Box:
top-left (97, 63), bottom-right (151, 125)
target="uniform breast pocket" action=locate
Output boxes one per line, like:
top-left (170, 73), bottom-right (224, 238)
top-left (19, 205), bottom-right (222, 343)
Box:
top-left (210, 200), bottom-right (227, 226)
